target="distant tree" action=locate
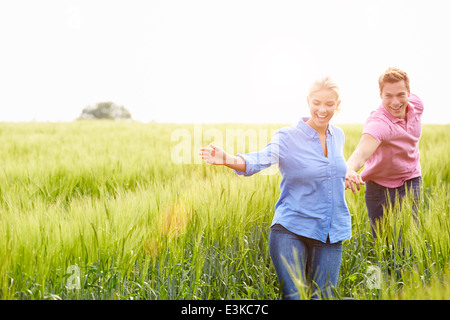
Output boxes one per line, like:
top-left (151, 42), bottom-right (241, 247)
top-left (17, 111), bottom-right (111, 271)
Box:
top-left (78, 102), bottom-right (132, 120)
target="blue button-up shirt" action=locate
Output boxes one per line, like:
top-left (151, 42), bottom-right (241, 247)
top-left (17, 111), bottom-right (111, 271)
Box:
top-left (234, 118), bottom-right (351, 243)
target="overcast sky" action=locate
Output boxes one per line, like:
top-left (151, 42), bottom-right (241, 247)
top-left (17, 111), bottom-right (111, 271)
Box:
top-left (1, 0), bottom-right (449, 124)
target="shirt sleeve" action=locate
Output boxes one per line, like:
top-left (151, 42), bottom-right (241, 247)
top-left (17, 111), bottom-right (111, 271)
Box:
top-left (409, 93), bottom-right (424, 114)
top-left (234, 130), bottom-right (282, 177)
top-left (362, 115), bottom-right (391, 143)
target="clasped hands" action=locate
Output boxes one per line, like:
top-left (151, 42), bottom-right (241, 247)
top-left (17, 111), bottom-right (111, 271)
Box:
top-left (345, 169), bottom-right (365, 194)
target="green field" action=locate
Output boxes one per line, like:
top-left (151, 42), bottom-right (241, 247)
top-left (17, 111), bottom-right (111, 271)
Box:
top-left (0, 121), bottom-right (448, 300)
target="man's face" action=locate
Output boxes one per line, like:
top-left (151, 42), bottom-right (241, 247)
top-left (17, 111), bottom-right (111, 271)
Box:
top-left (380, 81), bottom-right (410, 119)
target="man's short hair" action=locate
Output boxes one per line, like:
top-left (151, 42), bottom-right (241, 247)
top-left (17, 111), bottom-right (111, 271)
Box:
top-left (378, 67), bottom-right (410, 93)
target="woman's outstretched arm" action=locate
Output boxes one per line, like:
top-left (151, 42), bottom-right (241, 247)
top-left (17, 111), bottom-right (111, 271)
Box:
top-left (199, 144), bottom-right (246, 172)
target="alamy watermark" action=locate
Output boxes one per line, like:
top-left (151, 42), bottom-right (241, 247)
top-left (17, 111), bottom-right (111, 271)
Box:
top-left (170, 124), bottom-right (279, 175)
top-left (65, 6), bottom-right (82, 30)
top-left (66, 265), bottom-right (81, 290)
top-left (365, 265), bottom-right (381, 289)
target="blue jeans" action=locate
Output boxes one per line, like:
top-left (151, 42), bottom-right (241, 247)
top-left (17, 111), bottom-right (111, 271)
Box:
top-left (269, 224), bottom-right (343, 300)
top-left (365, 177), bottom-right (422, 240)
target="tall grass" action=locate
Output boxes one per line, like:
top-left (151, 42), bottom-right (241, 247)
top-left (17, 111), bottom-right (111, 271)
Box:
top-left (0, 121), bottom-right (448, 299)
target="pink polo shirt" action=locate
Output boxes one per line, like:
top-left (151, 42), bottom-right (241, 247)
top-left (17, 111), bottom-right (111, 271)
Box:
top-left (361, 94), bottom-right (423, 188)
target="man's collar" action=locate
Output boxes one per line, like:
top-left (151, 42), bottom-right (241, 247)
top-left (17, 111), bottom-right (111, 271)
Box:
top-left (379, 104), bottom-right (408, 123)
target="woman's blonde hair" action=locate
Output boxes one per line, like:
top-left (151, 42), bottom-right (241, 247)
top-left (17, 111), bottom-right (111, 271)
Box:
top-left (308, 76), bottom-right (340, 99)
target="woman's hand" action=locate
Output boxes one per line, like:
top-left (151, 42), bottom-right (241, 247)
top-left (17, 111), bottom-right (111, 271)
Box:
top-left (199, 144), bottom-right (229, 165)
top-left (199, 144), bottom-right (247, 172)
top-left (345, 168), bottom-right (365, 194)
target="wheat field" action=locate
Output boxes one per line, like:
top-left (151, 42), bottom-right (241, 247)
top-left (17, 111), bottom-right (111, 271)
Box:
top-left (0, 121), bottom-right (448, 300)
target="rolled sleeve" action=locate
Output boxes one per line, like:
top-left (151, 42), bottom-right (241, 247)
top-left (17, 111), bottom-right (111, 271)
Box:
top-left (363, 116), bottom-right (390, 143)
top-left (233, 131), bottom-right (281, 177)
top-left (409, 93), bottom-right (424, 114)
top-left (233, 153), bottom-right (253, 176)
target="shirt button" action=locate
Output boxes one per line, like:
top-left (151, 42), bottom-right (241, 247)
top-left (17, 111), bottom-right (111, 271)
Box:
top-left (328, 164), bottom-right (330, 166)
top-left (328, 177), bottom-right (331, 180)
top-left (329, 191), bottom-right (332, 194)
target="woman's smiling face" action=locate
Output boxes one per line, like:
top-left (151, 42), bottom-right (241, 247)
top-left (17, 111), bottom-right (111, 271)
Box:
top-left (306, 89), bottom-right (341, 132)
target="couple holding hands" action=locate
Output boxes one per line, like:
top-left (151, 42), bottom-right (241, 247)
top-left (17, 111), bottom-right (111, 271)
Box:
top-left (199, 67), bottom-right (423, 300)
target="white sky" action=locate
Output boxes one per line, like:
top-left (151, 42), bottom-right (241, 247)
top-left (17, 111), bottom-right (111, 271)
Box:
top-left (1, 0), bottom-right (449, 124)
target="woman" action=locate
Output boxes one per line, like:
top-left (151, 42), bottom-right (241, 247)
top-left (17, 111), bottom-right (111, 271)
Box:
top-left (199, 76), bottom-right (351, 299)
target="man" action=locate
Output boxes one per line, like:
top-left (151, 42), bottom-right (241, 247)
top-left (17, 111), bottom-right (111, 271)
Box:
top-left (345, 67), bottom-right (423, 240)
